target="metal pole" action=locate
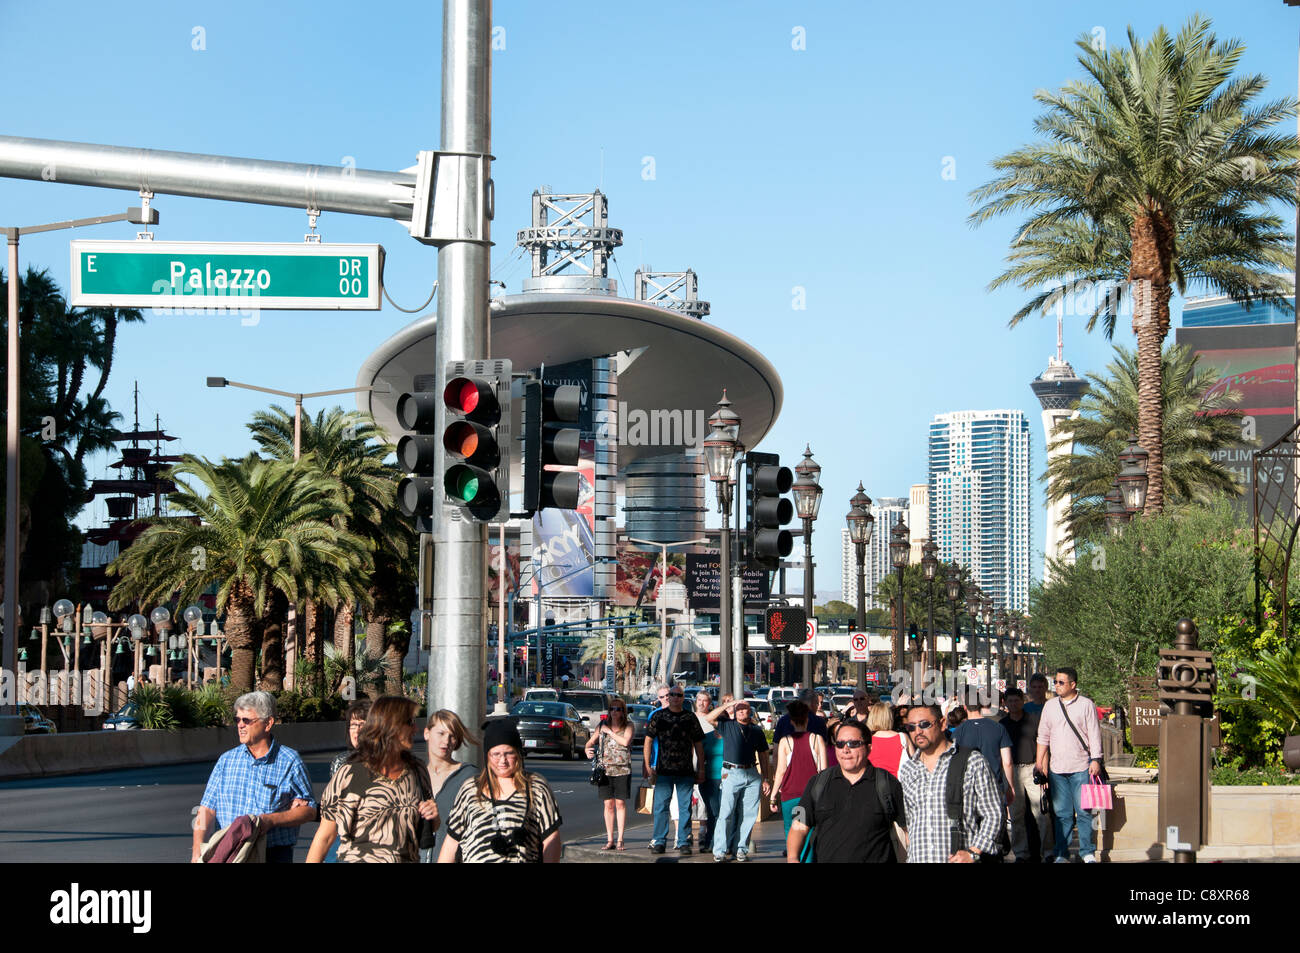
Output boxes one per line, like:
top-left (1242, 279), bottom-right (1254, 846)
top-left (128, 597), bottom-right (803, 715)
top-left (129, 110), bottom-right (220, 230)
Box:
top-left (494, 523), bottom-right (507, 714)
top-left (293, 397), bottom-right (303, 462)
top-left (926, 582), bottom-right (935, 682)
top-left (4, 230), bottom-right (18, 719)
top-left (802, 517), bottom-right (814, 689)
top-left (429, 0), bottom-right (492, 758)
top-left (855, 540), bottom-right (866, 691)
top-left (732, 569), bottom-right (744, 699)
top-left (893, 565), bottom-right (905, 675)
top-left (658, 543), bottom-right (668, 684)
top-left (719, 486), bottom-right (732, 696)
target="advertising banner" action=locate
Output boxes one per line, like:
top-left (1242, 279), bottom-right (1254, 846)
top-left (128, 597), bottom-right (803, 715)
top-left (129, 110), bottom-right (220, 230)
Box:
top-left (683, 554), bottom-right (770, 609)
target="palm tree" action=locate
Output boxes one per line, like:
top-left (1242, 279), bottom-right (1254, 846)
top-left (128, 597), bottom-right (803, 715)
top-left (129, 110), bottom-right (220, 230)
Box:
top-left (580, 611), bottom-right (660, 693)
top-left (248, 405), bottom-right (414, 682)
top-left (970, 16), bottom-right (1298, 515)
top-left (106, 455), bottom-right (370, 693)
top-left (1046, 344), bottom-right (1252, 541)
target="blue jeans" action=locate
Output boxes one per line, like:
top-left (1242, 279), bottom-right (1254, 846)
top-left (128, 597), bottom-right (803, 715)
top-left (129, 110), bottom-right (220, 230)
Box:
top-left (1048, 770), bottom-right (1095, 859)
top-left (714, 767), bottom-right (761, 858)
top-left (697, 778), bottom-right (721, 850)
top-left (652, 775), bottom-right (694, 847)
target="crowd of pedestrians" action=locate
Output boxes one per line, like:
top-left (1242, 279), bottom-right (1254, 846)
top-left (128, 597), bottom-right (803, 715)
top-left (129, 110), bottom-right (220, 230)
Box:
top-left (190, 665), bottom-right (1105, 863)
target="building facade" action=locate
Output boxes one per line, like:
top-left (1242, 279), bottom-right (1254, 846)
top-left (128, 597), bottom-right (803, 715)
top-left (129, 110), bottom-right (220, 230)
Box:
top-left (864, 497), bottom-right (908, 610)
top-left (928, 410), bottom-right (1032, 611)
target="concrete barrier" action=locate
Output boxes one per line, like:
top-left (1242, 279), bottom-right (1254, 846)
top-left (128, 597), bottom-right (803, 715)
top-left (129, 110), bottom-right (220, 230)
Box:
top-left (1102, 782), bottom-right (1300, 861)
top-left (0, 721), bottom-right (345, 780)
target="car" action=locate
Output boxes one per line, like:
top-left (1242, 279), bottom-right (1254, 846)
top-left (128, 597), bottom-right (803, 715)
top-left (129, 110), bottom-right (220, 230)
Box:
top-left (749, 698), bottom-right (789, 733)
top-left (626, 704), bottom-right (655, 744)
top-left (559, 691), bottom-right (614, 731)
top-left (681, 685), bottom-right (717, 705)
top-left (19, 704), bottom-right (56, 734)
top-left (767, 687), bottom-right (800, 704)
top-left (831, 693), bottom-right (857, 715)
top-left (523, 688), bottom-right (559, 702)
top-left (510, 701), bottom-right (591, 759)
top-left (751, 687), bottom-right (771, 701)
top-left (101, 701), bottom-right (141, 730)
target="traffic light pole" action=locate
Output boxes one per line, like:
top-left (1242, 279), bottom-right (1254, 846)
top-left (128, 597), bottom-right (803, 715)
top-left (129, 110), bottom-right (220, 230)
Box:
top-left (718, 482), bottom-right (734, 697)
top-left (802, 517), bottom-right (814, 690)
top-left (429, 0), bottom-right (493, 756)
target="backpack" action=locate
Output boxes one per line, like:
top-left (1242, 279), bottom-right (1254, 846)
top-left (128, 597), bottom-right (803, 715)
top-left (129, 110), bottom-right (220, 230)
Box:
top-left (943, 746), bottom-right (974, 854)
top-left (800, 765), bottom-right (901, 861)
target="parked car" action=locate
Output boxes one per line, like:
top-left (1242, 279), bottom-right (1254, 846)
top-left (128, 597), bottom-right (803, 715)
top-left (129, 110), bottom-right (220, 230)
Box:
top-left (19, 704), bottom-right (56, 734)
top-left (559, 691), bottom-right (614, 731)
top-left (511, 701), bottom-right (591, 759)
top-left (101, 702), bottom-right (141, 730)
top-left (627, 703), bottom-right (655, 744)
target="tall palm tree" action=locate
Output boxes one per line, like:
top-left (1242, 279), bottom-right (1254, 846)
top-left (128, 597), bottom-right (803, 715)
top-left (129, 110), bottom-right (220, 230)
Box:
top-left (970, 16), bottom-right (1298, 514)
top-left (248, 405), bottom-right (414, 681)
top-left (1046, 344), bottom-right (1252, 541)
top-left (106, 455), bottom-right (370, 693)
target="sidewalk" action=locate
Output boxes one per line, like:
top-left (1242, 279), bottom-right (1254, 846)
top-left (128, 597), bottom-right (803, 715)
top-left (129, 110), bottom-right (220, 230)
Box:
top-left (563, 815), bottom-right (788, 863)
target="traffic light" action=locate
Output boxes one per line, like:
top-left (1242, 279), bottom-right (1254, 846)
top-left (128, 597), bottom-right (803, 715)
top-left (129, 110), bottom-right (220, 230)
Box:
top-left (908, 623), bottom-right (919, 645)
top-left (442, 359), bottom-right (512, 523)
top-left (395, 376), bottom-right (439, 534)
top-left (745, 451), bottom-right (793, 570)
top-left (523, 378), bottom-right (582, 514)
top-left (764, 605), bottom-right (806, 646)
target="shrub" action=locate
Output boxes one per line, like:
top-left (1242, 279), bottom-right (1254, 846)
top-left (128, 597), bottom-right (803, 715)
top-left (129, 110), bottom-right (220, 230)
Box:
top-left (1210, 763), bottom-right (1300, 786)
top-left (273, 690), bottom-right (302, 724)
top-left (162, 685), bottom-right (201, 729)
top-left (130, 685), bottom-right (178, 731)
top-left (193, 683), bottom-right (232, 727)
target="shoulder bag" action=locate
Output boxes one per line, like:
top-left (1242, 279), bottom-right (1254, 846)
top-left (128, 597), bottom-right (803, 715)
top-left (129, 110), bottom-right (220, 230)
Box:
top-left (589, 730), bottom-right (608, 786)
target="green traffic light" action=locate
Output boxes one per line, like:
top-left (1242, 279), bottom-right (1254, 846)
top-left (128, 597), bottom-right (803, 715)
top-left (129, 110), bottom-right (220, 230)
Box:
top-left (458, 473), bottom-right (479, 502)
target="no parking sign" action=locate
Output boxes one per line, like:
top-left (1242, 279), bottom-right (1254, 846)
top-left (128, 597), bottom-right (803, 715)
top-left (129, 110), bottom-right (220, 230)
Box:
top-left (849, 631), bottom-right (869, 662)
top-left (792, 618), bottom-right (817, 655)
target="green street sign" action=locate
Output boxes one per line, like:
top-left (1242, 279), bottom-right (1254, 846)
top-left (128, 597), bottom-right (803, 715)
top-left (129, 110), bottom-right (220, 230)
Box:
top-left (69, 241), bottom-right (383, 310)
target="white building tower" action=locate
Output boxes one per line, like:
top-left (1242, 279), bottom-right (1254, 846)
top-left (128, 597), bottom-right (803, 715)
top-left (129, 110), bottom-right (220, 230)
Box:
top-left (1029, 317), bottom-right (1088, 580)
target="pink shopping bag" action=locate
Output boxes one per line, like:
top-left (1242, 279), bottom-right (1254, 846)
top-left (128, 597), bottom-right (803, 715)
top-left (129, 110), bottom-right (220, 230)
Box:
top-left (1081, 777), bottom-right (1113, 811)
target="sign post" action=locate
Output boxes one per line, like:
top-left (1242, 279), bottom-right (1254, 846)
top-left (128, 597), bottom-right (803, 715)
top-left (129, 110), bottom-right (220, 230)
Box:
top-left (849, 631), bottom-right (869, 663)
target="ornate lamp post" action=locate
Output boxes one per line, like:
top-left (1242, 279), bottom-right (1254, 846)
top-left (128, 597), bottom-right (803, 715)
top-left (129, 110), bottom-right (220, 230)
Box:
top-left (703, 391), bottom-right (741, 695)
top-left (792, 446), bottom-right (823, 688)
top-left (995, 609), bottom-right (1009, 692)
top-left (888, 519), bottom-right (910, 674)
top-left (1117, 434), bottom-right (1151, 519)
top-left (944, 565), bottom-right (962, 685)
top-left (1104, 482), bottom-right (1127, 536)
top-left (846, 483), bottom-right (874, 690)
top-left (921, 539), bottom-right (939, 676)
top-left (980, 596), bottom-right (994, 699)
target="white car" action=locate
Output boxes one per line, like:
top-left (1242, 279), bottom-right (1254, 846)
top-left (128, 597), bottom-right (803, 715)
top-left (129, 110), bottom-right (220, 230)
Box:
top-left (749, 699), bottom-right (788, 732)
top-left (523, 688), bottom-right (559, 702)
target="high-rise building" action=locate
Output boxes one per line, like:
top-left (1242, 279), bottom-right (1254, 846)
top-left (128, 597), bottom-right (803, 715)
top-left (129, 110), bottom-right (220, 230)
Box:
top-left (929, 410), bottom-right (1032, 611)
top-left (865, 497), bottom-right (908, 610)
top-left (908, 484), bottom-right (929, 564)
top-left (1030, 318), bottom-right (1087, 580)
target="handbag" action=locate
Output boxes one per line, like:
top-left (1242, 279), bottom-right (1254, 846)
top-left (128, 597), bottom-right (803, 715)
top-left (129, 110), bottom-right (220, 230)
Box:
top-left (1080, 776), bottom-right (1113, 811)
top-left (589, 734), bottom-right (608, 786)
top-left (635, 783), bottom-right (654, 815)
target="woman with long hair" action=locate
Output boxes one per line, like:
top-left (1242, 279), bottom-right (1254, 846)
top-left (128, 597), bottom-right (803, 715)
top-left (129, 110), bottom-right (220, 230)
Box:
top-left (866, 702), bottom-right (909, 776)
top-left (306, 696), bottom-right (437, 863)
top-left (584, 696), bottom-right (634, 850)
top-left (439, 718), bottom-right (562, 863)
top-left (420, 709), bottom-right (479, 863)
top-left (768, 699), bottom-right (827, 846)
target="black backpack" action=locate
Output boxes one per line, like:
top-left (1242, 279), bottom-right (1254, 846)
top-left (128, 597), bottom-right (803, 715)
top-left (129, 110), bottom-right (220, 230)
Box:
top-left (800, 765), bottom-right (901, 861)
top-left (943, 746), bottom-right (974, 854)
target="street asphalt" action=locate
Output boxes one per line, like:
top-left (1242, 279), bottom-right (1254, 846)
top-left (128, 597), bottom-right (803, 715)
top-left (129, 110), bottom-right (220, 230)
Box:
top-left (0, 741), bottom-right (656, 863)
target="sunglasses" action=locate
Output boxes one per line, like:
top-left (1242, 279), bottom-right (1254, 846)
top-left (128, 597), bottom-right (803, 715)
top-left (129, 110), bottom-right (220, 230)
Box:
top-left (234, 716), bottom-right (264, 726)
top-left (832, 739), bottom-right (866, 749)
top-left (668, 692), bottom-right (684, 698)
top-left (902, 720), bottom-right (937, 732)
top-left (1053, 679), bottom-right (1071, 685)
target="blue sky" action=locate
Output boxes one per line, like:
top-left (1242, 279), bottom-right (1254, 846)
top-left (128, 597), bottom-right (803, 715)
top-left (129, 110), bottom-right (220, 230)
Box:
top-left (3, 0), bottom-right (1296, 598)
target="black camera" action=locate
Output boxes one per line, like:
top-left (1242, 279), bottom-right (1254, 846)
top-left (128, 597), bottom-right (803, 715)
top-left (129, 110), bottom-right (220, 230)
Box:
top-left (1032, 769), bottom-right (1049, 786)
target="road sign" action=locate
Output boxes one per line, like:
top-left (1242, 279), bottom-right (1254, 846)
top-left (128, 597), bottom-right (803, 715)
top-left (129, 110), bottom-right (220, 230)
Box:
top-left (997, 679), bottom-right (1006, 693)
top-left (968, 667), bottom-right (979, 683)
top-left (69, 241), bottom-right (383, 310)
top-left (1016, 679), bottom-right (1026, 692)
top-left (849, 631), bottom-right (869, 662)
top-left (792, 617), bottom-right (816, 655)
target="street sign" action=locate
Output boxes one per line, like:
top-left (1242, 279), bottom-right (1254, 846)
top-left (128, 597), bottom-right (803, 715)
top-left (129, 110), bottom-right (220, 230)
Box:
top-left (69, 241), bottom-right (383, 310)
top-left (996, 679), bottom-right (1006, 693)
top-left (604, 630), bottom-right (616, 692)
top-left (1016, 679), bottom-right (1026, 692)
top-left (1131, 700), bottom-right (1162, 747)
top-left (792, 617), bottom-right (816, 655)
top-left (968, 667), bottom-right (979, 683)
top-left (849, 631), bottom-right (869, 662)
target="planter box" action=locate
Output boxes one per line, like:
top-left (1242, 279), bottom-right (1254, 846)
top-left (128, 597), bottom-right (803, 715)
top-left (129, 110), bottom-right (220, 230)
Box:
top-left (0, 721), bottom-right (343, 781)
top-left (1101, 782), bottom-right (1300, 861)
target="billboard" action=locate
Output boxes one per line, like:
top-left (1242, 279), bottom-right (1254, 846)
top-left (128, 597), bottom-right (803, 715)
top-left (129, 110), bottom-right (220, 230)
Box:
top-left (532, 436), bottom-right (596, 596)
top-left (614, 543), bottom-right (687, 607)
top-left (1176, 322), bottom-right (1295, 493)
top-left (683, 554), bottom-right (771, 610)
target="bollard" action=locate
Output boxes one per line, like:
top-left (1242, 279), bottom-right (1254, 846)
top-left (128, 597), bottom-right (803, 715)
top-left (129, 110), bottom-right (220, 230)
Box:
top-left (1156, 619), bottom-right (1218, 863)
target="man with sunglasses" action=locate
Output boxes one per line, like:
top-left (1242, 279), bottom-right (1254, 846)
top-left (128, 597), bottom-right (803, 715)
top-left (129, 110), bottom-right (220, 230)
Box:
top-left (192, 691), bottom-right (316, 863)
top-left (644, 683), bottom-right (705, 854)
top-left (1035, 667), bottom-right (1104, 863)
top-left (785, 720), bottom-right (905, 863)
top-left (897, 705), bottom-right (1003, 863)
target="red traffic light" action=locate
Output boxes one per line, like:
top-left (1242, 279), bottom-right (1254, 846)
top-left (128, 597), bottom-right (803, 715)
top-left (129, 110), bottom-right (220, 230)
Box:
top-left (444, 376), bottom-right (500, 422)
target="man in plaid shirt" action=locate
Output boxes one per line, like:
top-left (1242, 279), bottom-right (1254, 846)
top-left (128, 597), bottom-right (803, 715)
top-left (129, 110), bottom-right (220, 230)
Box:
top-left (898, 704), bottom-right (1004, 863)
top-left (191, 691), bottom-right (316, 863)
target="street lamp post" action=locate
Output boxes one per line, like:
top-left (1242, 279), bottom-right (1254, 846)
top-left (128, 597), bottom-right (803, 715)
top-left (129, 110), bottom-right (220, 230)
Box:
top-left (980, 597), bottom-right (994, 700)
top-left (995, 610), bottom-right (1009, 693)
top-left (846, 484), bottom-right (874, 690)
top-left (965, 586), bottom-right (982, 696)
top-left (703, 392), bottom-right (741, 695)
top-left (4, 206), bottom-right (155, 725)
top-left (921, 539), bottom-right (939, 678)
top-left (944, 565), bottom-right (961, 686)
top-left (628, 537), bottom-right (708, 685)
top-left (888, 519), bottom-right (910, 675)
top-left (792, 447), bottom-right (823, 689)
top-left (205, 375), bottom-right (391, 689)
top-left (1117, 434), bottom-right (1151, 519)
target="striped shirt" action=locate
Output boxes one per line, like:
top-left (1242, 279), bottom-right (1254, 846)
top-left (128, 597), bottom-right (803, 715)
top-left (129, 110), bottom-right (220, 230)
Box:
top-left (897, 745), bottom-right (1004, 862)
top-left (445, 773), bottom-right (562, 863)
top-left (199, 738), bottom-right (316, 847)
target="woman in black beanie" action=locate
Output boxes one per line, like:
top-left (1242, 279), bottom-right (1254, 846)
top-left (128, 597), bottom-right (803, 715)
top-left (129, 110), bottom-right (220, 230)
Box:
top-left (437, 717), bottom-right (563, 863)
